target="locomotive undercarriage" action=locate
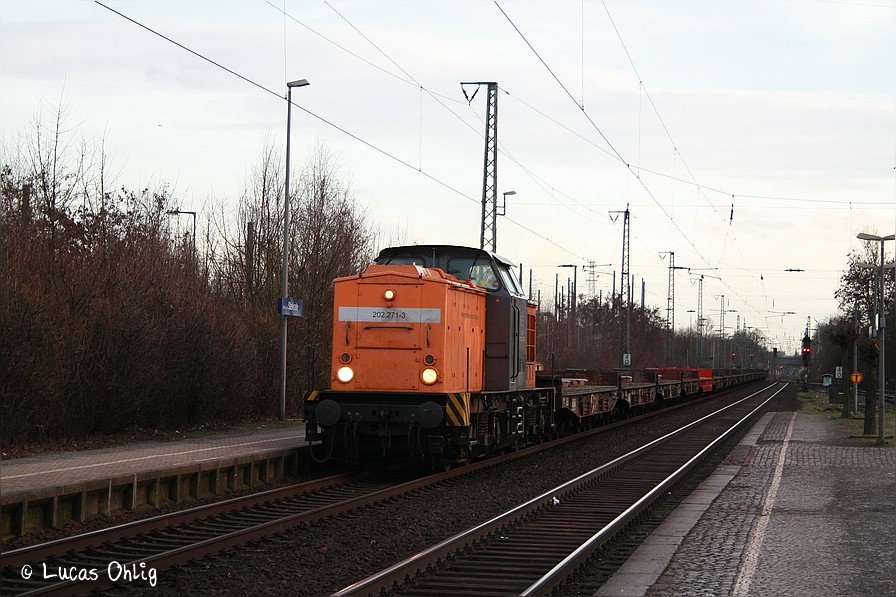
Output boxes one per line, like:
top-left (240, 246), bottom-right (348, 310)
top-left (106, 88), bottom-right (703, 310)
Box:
top-left (305, 374), bottom-right (764, 466)
top-left (305, 388), bottom-right (557, 466)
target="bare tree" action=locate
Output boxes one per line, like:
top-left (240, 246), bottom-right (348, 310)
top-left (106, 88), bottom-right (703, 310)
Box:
top-left (2, 104), bottom-right (262, 444)
top-left (291, 142), bottom-right (375, 391)
top-left (207, 140), bottom-right (376, 415)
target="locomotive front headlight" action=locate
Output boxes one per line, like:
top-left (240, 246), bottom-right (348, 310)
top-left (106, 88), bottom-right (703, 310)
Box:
top-left (383, 289), bottom-right (395, 301)
top-left (421, 367), bottom-right (438, 385)
top-left (336, 366), bottom-right (354, 383)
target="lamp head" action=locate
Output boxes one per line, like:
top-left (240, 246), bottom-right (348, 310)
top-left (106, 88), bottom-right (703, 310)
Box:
top-left (857, 232), bottom-right (893, 241)
top-left (287, 79), bottom-right (310, 88)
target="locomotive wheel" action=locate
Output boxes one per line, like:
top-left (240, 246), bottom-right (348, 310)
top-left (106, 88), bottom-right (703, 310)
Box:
top-left (612, 399), bottom-right (630, 420)
top-left (538, 408), bottom-right (549, 442)
top-left (492, 413), bottom-right (503, 451)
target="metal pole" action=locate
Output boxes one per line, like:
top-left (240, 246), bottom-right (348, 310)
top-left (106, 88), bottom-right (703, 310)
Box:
top-left (572, 266), bottom-right (577, 348)
top-left (554, 273), bottom-right (559, 317)
top-left (165, 209), bottom-right (197, 261)
top-left (877, 239), bottom-right (886, 445)
top-left (279, 85), bottom-right (294, 422)
top-left (853, 335), bottom-right (858, 414)
top-left (279, 78), bottom-right (309, 421)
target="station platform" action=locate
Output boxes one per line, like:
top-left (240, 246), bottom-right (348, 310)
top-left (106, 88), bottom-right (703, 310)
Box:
top-left (1, 425), bottom-right (309, 536)
top-left (598, 410), bottom-right (896, 596)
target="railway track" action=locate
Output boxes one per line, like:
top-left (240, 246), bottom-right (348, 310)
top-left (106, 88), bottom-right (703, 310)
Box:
top-left (1, 471), bottom-right (419, 596)
top-left (1, 382), bottom-right (768, 596)
top-left (335, 382), bottom-right (787, 596)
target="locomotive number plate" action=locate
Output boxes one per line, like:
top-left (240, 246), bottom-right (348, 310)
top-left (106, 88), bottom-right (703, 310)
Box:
top-left (339, 307), bottom-right (442, 323)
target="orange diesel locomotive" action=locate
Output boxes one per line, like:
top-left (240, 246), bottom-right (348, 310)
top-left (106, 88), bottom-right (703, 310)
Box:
top-left (304, 244), bottom-right (553, 463)
top-left (304, 244), bottom-right (767, 464)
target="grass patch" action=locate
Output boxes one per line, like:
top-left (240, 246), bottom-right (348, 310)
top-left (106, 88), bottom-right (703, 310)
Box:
top-left (796, 389), bottom-right (894, 444)
top-left (795, 390), bottom-right (854, 417)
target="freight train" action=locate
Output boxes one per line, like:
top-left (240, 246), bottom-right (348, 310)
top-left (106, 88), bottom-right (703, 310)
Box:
top-left (304, 244), bottom-right (765, 465)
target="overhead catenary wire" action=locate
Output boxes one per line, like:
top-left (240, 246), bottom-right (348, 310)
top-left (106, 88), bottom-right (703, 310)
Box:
top-left (316, 0), bottom-right (617, 252)
top-left (601, 0), bottom-right (726, 226)
top-left (269, 0), bottom-right (483, 142)
top-left (496, 90), bottom-right (892, 207)
top-left (91, 0), bottom-right (856, 350)
top-left (284, 0), bottom-right (615, 247)
top-left (320, 1), bottom-right (618, 242)
top-left (494, 0), bottom-right (716, 271)
top-left (94, 0), bottom-right (589, 261)
top-left (494, 0), bottom-right (827, 333)
top-left (298, 0), bottom-right (888, 258)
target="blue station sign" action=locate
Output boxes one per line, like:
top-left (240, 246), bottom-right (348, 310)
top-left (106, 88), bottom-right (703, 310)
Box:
top-left (279, 297), bottom-right (303, 317)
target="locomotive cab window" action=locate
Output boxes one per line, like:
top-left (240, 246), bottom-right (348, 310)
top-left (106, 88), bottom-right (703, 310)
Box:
top-left (469, 263), bottom-right (500, 291)
top-left (496, 264), bottom-right (525, 298)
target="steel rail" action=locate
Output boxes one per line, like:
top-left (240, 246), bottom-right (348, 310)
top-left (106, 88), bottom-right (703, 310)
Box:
top-left (2, 417), bottom-right (649, 597)
top-left (3, 379), bottom-right (767, 596)
top-left (334, 382), bottom-right (783, 596)
top-left (7, 473), bottom-right (421, 596)
top-left (522, 382), bottom-right (789, 595)
top-left (2, 473), bottom-right (351, 569)
top-left (1, 393), bottom-right (699, 594)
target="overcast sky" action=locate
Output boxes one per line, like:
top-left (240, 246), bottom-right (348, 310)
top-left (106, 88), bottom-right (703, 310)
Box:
top-left (2, 0), bottom-right (894, 355)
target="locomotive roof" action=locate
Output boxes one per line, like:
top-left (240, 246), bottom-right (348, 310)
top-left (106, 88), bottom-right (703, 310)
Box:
top-left (376, 244), bottom-right (515, 269)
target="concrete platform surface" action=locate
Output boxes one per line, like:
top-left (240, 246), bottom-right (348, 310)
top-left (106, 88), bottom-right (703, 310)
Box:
top-left (1, 425), bottom-right (306, 496)
top-left (598, 411), bottom-right (896, 596)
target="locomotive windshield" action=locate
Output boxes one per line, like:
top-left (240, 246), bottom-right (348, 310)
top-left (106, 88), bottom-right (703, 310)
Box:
top-left (376, 246), bottom-right (506, 292)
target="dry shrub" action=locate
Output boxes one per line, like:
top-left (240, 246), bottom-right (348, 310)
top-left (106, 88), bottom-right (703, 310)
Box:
top-left (1, 110), bottom-right (373, 446)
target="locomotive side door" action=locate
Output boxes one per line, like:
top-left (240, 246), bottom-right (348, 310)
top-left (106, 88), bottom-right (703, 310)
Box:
top-left (496, 263), bottom-right (528, 391)
top-left (479, 259), bottom-right (529, 392)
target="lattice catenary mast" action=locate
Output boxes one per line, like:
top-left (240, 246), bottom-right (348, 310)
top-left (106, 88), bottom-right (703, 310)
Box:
top-left (610, 204), bottom-right (631, 364)
top-left (462, 82), bottom-right (498, 251)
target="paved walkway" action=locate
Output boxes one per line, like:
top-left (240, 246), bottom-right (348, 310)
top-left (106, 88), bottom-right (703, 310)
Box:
top-left (1, 426), bottom-right (307, 496)
top-left (598, 411), bottom-right (896, 596)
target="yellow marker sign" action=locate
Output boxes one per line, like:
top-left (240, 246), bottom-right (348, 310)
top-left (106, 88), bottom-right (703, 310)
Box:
top-left (850, 371), bottom-right (863, 384)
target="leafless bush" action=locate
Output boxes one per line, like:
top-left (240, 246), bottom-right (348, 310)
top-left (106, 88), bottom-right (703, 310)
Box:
top-left (1, 107), bottom-right (374, 446)
top-left (209, 141), bottom-right (375, 413)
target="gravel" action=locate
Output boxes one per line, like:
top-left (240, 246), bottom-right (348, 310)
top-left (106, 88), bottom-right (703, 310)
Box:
top-left (109, 382), bottom-right (783, 596)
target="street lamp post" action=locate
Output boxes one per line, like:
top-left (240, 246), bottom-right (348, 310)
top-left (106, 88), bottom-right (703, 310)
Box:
top-left (280, 78), bottom-right (310, 422)
top-left (495, 190), bottom-right (515, 253)
top-left (166, 209), bottom-right (197, 257)
top-left (558, 264), bottom-right (578, 319)
top-left (724, 309), bottom-right (738, 367)
top-left (686, 309), bottom-right (696, 366)
top-left (857, 232), bottom-right (894, 445)
top-left (558, 264), bottom-right (578, 349)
